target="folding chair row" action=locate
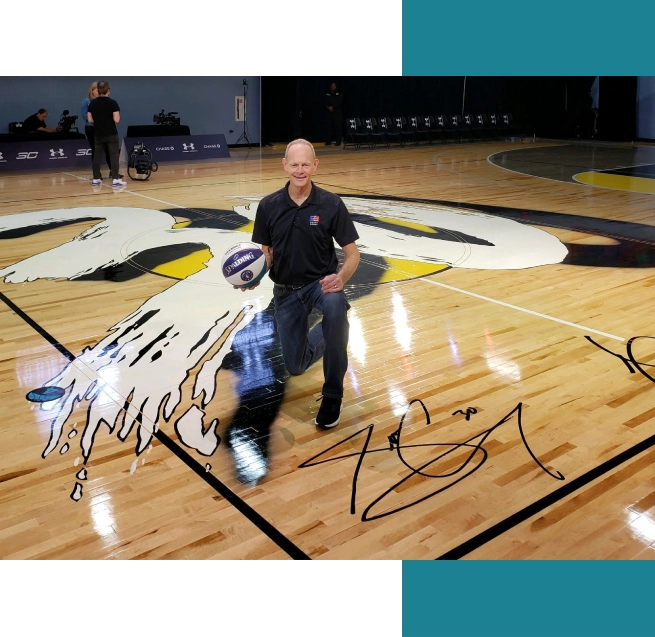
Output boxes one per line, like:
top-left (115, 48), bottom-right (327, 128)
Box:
top-left (407, 113), bottom-right (521, 144)
top-left (344, 113), bottom-right (520, 149)
top-left (344, 117), bottom-right (416, 149)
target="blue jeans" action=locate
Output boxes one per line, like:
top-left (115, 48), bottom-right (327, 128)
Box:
top-left (273, 280), bottom-right (350, 399)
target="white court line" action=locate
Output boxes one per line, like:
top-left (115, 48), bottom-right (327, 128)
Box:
top-left (64, 171), bottom-right (624, 342)
top-left (418, 277), bottom-right (624, 341)
top-left (63, 172), bottom-right (193, 209)
top-left (64, 171), bottom-right (263, 214)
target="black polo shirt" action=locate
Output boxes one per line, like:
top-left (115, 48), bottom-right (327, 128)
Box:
top-left (252, 182), bottom-right (359, 286)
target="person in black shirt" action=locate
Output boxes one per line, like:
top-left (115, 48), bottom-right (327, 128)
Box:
top-left (81, 82), bottom-right (112, 177)
top-left (22, 109), bottom-right (60, 134)
top-left (325, 82), bottom-right (344, 146)
top-left (87, 80), bottom-right (126, 187)
top-left (250, 139), bottom-right (360, 429)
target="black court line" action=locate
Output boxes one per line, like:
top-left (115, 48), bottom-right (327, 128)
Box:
top-left (0, 290), bottom-right (310, 560)
top-left (0, 291), bottom-right (75, 362)
top-left (309, 189), bottom-right (655, 557)
top-left (436, 431), bottom-right (655, 560)
top-left (603, 164), bottom-right (655, 179)
top-left (153, 429), bottom-right (309, 559)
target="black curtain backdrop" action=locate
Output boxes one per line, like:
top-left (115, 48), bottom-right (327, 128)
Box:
top-left (262, 77), bottom-right (633, 145)
top-left (597, 77), bottom-right (638, 141)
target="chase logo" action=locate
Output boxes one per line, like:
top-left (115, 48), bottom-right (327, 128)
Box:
top-left (309, 215), bottom-right (320, 226)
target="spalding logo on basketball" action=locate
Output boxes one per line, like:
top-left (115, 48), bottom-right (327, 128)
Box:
top-left (221, 242), bottom-right (267, 288)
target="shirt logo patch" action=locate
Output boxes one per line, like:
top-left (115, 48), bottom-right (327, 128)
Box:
top-left (309, 215), bottom-right (320, 226)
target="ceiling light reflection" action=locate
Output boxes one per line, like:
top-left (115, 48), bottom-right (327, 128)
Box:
top-left (89, 495), bottom-right (116, 538)
top-left (628, 512), bottom-right (655, 545)
top-left (348, 309), bottom-right (367, 365)
top-left (388, 383), bottom-right (408, 417)
top-left (483, 327), bottom-right (521, 382)
top-left (392, 292), bottom-right (412, 353)
top-left (483, 352), bottom-right (522, 383)
top-left (447, 332), bottom-right (461, 365)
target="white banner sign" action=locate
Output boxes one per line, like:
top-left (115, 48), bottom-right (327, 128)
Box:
top-left (235, 96), bottom-right (245, 122)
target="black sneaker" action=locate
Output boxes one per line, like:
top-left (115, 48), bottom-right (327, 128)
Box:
top-left (315, 396), bottom-right (342, 429)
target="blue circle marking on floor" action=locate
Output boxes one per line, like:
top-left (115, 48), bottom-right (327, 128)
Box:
top-left (26, 386), bottom-right (66, 402)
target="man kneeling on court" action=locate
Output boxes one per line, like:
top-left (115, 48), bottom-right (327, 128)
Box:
top-left (246, 139), bottom-right (360, 429)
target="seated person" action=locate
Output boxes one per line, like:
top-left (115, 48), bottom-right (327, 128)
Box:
top-left (22, 109), bottom-right (60, 134)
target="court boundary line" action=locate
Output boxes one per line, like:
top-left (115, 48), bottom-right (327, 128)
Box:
top-left (0, 290), bottom-right (310, 560)
top-left (436, 431), bottom-right (655, 560)
top-left (418, 277), bottom-right (623, 341)
top-left (313, 185), bottom-right (626, 341)
top-left (485, 146), bottom-right (598, 188)
top-left (486, 146), bottom-right (655, 192)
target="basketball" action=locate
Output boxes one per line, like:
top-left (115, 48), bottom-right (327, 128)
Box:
top-left (221, 242), bottom-right (267, 288)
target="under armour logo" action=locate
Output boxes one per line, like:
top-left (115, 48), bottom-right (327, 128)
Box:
top-left (50, 148), bottom-right (65, 157)
top-left (182, 143), bottom-right (195, 151)
top-left (0, 152), bottom-right (3, 160)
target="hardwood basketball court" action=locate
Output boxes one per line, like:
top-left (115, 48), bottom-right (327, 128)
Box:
top-left (2, 139), bottom-right (655, 560)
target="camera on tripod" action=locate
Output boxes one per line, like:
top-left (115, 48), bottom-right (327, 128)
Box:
top-left (58, 110), bottom-right (78, 133)
top-left (127, 142), bottom-right (158, 181)
top-left (153, 109), bottom-right (181, 126)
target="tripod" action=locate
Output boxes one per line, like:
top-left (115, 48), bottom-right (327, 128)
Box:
top-left (235, 80), bottom-right (252, 147)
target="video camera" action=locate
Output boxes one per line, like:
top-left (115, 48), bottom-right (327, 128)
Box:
top-left (58, 110), bottom-right (79, 133)
top-left (153, 109), bottom-right (181, 126)
top-left (127, 141), bottom-right (158, 181)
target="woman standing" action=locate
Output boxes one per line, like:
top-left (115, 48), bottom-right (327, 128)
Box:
top-left (81, 82), bottom-right (112, 177)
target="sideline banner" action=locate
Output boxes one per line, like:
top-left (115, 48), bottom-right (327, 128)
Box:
top-left (0, 139), bottom-right (92, 172)
top-left (123, 134), bottom-right (230, 163)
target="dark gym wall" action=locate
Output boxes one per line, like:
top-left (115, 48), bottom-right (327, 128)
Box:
top-left (262, 76), bottom-right (636, 144)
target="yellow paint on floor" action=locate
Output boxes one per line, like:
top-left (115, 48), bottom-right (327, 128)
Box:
top-left (574, 172), bottom-right (655, 194)
top-left (152, 248), bottom-right (213, 279)
top-left (379, 257), bottom-right (449, 282)
top-left (378, 216), bottom-right (438, 234)
top-left (237, 221), bottom-right (255, 233)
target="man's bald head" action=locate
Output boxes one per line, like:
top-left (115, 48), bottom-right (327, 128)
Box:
top-left (284, 138), bottom-right (315, 161)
